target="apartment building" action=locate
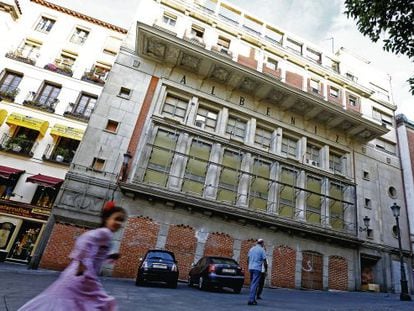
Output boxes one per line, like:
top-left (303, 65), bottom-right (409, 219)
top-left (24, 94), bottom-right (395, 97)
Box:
top-left (0, 0), bottom-right (126, 264)
top-left (34, 0), bottom-right (411, 293)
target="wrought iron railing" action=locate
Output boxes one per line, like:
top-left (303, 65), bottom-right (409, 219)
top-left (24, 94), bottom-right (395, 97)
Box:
top-left (22, 91), bottom-right (59, 113)
top-left (5, 48), bottom-right (38, 65)
top-left (0, 84), bottom-right (19, 102)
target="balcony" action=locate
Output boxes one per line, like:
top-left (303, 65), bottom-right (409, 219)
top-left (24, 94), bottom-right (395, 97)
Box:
top-left (0, 86), bottom-right (19, 102)
top-left (5, 49), bottom-right (38, 65)
top-left (23, 91), bottom-right (59, 113)
top-left (81, 67), bottom-right (107, 85)
top-left (211, 45), bottom-right (233, 58)
top-left (44, 61), bottom-right (73, 77)
top-left (63, 103), bottom-right (90, 122)
top-left (43, 144), bottom-right (74, 165)
top-left (0, 133), bottom-right (37, 157)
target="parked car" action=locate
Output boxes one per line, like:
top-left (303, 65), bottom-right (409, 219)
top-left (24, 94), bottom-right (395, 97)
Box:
top-left (188, 256), bottom-right (244, 293)
top-left (135, 249), bottom-right (179, 288)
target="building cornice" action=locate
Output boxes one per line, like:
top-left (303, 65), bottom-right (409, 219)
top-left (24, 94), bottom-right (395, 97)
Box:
top-left (30, 0), bottom-right (127, 34)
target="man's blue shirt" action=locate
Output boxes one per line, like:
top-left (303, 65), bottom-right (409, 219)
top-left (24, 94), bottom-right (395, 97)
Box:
top-left (248, 244), bottom-right (266, 271)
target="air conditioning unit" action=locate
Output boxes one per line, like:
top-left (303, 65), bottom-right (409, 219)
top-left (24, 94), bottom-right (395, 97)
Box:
top-left (195, 120), bottom-right (205, 128)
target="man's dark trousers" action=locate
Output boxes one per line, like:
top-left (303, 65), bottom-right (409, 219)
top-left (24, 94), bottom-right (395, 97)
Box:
top-left (256, 272), bottom-right (265, 298)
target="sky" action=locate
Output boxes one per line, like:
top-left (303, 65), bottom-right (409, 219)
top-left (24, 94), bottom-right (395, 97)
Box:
top-left (51, 0), bottom-right (413, 120)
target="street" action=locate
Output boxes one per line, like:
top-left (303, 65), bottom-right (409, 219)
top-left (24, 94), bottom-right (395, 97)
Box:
top-left (1, 263), bottom-right (413, 311)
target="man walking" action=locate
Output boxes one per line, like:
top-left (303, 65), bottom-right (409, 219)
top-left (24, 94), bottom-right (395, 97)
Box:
top-left (256, 257), bottom-right (267, 300)
top-left (247, 239), bottom-right (267, 305)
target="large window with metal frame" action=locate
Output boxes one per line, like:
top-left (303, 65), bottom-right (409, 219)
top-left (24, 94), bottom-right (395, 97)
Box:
top-left (249, 158), bottom-right (271, 211)
top-left (194, 105), bottom-right (218, 132)
top-left (306, 176), bottom-right (322, 224)
top-left (329, 182), bottom-right (346, 230)
top-left (143, 129), bottom-right (178, 186)
top-left (182, 139), bottom-right (211, 195)
top-left (281, 136), bottom-right (298, 158)
top-left (254, 127), bottom-right (272, 150)
top-left (226, 116), bottom-right (246, 140)
top-left (217, 149), bottom-right (242, 203)
top-left (162, 94), bottom-right (188, 122)
top-left (278, 167), bottom-right (297, 218)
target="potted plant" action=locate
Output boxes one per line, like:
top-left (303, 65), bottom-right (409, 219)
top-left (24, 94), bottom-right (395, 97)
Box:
top-left (7, 134), bottom-right (28, 152)
top-left (54, 147), bottom-right (70, 162)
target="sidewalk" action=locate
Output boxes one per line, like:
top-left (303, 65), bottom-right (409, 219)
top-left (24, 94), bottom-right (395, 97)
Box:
top-left (1, 262), bottom-right (413, 311)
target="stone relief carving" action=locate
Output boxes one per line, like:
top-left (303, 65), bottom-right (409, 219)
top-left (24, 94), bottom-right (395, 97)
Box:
top-left (209, 66), bottom-right (230, 83)
top-left (238, 77), bottom-right (259, 93)
top-left (180, 53), bottom-right (200, 71)
top-left (146, 38), bottom-right (166, 58)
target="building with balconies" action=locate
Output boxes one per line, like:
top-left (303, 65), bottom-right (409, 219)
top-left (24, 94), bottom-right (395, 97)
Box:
top-left (33, 0), bottom-right (412, 294)
top-left (0, 0), bottom-right (126, 263)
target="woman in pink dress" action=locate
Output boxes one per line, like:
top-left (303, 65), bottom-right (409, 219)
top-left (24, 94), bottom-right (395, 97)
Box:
top-left (18, 203), bottom-right (126, 311)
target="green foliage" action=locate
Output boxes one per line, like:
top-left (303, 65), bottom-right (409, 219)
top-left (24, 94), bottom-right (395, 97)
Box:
top-left (344, 0), bottom-right (414, 94)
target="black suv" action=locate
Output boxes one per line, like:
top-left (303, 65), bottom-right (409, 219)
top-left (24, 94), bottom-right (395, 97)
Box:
top-left (135, 249), bottom-right (179, 288)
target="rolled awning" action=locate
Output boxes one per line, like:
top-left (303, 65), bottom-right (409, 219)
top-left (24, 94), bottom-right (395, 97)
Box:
top-left (0, 109), bottom-right (7, 125)
top-left (26, 174), bottom-right (64, 188)
top-left (6, 113), bottom-right (49, 136)
top-left (0, 165), bottom-right (25, 179)
top-left (50, 124), bottom-right (84, 141)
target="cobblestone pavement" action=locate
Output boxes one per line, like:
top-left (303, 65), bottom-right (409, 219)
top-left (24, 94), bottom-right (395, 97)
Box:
top-left (1, 263), bottom-right (413, 311)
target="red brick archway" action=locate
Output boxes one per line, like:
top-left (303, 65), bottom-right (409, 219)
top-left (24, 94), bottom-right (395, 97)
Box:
top-left (203, 232), bottom-right (234, 258)
top-left (113, 216), bottom-right (160, 278)
top-left (271, 245), bottom-right (296, 288)
top-left (165, 224), bottom-right (197, 280)
top-left (328, 256), bottom-right (348, 290)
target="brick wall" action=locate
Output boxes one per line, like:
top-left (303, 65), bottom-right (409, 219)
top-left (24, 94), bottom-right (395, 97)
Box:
top-left (40, 223), bottom-right (87, 271)
top-left (286, 71), bottom-right (303, 90)
top-left (237, 48), bottom-right (258, 69)
top-left (239, 239), bottom-right (257, 285)
top-left (263, 66), bottom-right (281, 79)
top-left (165, 224), bottom-right (197, 280)
top-left (271, 245), bottom-right (296, 288)
top-left (203, 232), bottom-right (234, 258)
top-left (113, 216), bottom-right (160, 278)
top-left (328, 256), bottom-right (348, 290)
top-left (345, 91), bottom-right (361, 113)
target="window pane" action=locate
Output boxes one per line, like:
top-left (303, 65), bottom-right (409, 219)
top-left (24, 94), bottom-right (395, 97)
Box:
top-left (306, 176), bottom-right (322, 224)
top-left (250, 159), bottom-right (271, 211)
top-left (217, 150), bottom-right (242, 203)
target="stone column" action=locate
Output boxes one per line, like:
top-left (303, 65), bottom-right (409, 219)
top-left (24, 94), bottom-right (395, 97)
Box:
top-left (296, 170), bottom-right (306, 221)
top-left (168, 133), bottom-right (191, 190)
top-left (323, 254), bottom-right (329, 290)
top-left (268, 162), bottom-right (280, 215)
top-left (237, 152), bottom-right (252, 207)
top-left (204, 143), bottom-right (223, 199)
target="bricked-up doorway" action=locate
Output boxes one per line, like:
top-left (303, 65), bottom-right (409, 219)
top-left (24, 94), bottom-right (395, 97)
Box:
top-left (301, 251), bottom-right (323, 290)
top-left (360, 255), bottom-right (379, 291)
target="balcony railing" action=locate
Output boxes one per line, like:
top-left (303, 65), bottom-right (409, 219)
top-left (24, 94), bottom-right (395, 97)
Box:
top-left (5, 49), bottom-right (38, 65)
top-left (81, 67), bottom-right (107, 85)
top-left (23, 91), bottom-right (59, 113)
top-left (63, 103), bottom-right (90, 122)
top-left (0, 133), bottom-right (38, 157)
top-left (0, 85), bottom-right (19, 102)
top-left (44, 61), bottom-right (73, 77)
top-left (43, 143), bottom-right (74, 165)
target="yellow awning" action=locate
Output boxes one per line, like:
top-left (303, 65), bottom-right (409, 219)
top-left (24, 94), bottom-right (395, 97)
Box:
top-left (6, 113), bottom-right (49, 136)
top-left (0, 109), bottom-right (7, 126)
top-left (50, 124), bottom-right (84, 141)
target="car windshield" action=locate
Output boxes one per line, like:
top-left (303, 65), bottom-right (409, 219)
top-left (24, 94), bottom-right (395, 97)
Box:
top-left (147, 251), bottom-right (174, 261)
top-left (210, 258), bottom-right (238, 265)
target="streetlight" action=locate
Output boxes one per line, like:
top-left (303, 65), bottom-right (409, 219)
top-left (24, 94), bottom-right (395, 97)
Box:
top-left (120, 151), bottom-right (132, 181)
top-left (390, 202), bottom-right (412, 301)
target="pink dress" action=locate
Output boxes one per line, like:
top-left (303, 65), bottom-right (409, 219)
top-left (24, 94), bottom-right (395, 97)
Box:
top-left (18, 227), bottom-right (117, 311)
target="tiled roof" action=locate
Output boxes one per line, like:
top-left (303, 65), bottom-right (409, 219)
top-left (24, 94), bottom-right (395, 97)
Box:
top-left (30, 0), bottom-right (127, 33)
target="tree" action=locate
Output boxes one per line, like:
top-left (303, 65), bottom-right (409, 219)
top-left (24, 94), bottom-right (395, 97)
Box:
top-left (344, 0), bottom-right (414, 94)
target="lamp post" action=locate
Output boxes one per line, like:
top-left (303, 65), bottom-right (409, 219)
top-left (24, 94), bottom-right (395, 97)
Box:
top-left (359, 216), bottom-right (370, 234)
top-left (390, 202), bottom-right (412, 301)
top-left (120, 151), bottom-right (132, 182)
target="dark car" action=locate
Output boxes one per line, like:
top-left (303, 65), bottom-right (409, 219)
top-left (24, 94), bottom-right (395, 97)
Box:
top-left (188, 256), bottom-right (244, 293)
top-left (135, 250), bottom-right (179, 288)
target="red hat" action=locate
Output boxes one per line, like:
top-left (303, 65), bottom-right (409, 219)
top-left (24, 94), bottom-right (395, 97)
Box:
top-left (103, 200), bottom-right (116, 211)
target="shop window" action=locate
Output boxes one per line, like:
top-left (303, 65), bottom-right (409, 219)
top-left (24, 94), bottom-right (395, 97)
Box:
top-left (226, 116), bottom-right (246, 140)
top-left (8, 221), bottom-right (42, 262)
top-left (195, 106), bottom-right (218, 132)
top-left (31, 185), bottom-right (60, 208)
top-left (0, 173), bottom-right (22, 199)
top-left (35, 16), bottom-right (55, 33)
top-left (70, 27), bottom-right (89, 45)
top-left (0, 220), bottom-right (16, 250)
top-left (162, 94), bottom-right (188, 122)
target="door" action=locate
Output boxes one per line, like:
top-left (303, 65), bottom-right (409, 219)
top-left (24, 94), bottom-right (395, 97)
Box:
top-left (301, 251), bottom-right (323, 290)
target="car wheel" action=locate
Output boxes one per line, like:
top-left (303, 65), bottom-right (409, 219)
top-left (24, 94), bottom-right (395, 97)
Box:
top-left (233, 286), bottom-right (242, 294)
top-left (198, 276), bottom-right (207, 290)
top-left (135, 275), bottom-right (144, 286)
top-left (168, 280), bottom-right (178, 289)
top-left (188, 275), bottom-right (193, 287)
